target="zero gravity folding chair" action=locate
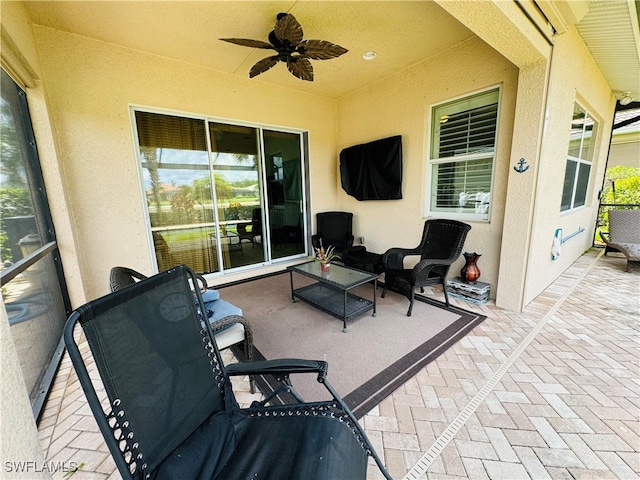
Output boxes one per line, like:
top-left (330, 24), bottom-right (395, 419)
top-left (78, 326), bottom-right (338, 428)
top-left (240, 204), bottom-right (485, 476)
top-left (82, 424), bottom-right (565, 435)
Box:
top-left (63, 265), bottom-right (391, 480)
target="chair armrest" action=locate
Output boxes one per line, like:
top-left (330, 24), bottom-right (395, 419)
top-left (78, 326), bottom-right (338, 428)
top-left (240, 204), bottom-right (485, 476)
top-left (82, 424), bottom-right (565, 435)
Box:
top-left (227, 359), bottom-right (328, 382)
top-left (382, 247), bottom-right (422, 270)
top-left (211, 314), bottom-right (251, 335)
top-left (346, 235), bottom-right (355, 248)
top-left (412, 258), bottom-right (453, 281)
top-left (599, 231), bottom-right (610, 243)
top-left (210, 315), bottom-right (253, 359)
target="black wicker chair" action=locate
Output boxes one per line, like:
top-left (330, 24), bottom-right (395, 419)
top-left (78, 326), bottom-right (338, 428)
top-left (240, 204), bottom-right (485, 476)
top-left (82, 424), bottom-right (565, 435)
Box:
top-left (65, 265), bottom-right (390, 480)
top-left (109, 267), bottom-right (253, 363)
top-left (382, 219), bottom-right (471, 316)
top-left (311, 211), bottom-right (354, 259)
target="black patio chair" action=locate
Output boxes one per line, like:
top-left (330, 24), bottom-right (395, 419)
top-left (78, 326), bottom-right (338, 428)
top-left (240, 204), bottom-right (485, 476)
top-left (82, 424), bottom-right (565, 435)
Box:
top-left (382, 219), bottom-right (471, 316)
top-left (238, 208), bottom-right (262, 247)
top-left (65, 265), bottom-right (391, 480)
top-left (110, 266), bottom-right (256, 393)
top-left (109, 266), bottom-right (254, 365)
top-left (311, 211), bottom-right (354, 258)
top-left (599, 209), bottom-right (640, 271)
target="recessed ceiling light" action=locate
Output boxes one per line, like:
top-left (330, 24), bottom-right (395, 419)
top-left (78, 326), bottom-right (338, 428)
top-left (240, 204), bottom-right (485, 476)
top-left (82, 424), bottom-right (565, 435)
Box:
top-left (362, 51), bottom-right (377, 61)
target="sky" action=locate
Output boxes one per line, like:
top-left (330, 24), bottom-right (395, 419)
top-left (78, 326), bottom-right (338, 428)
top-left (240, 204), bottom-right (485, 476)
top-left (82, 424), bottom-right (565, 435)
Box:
top-left (141, 148), bottom-right (259, 188)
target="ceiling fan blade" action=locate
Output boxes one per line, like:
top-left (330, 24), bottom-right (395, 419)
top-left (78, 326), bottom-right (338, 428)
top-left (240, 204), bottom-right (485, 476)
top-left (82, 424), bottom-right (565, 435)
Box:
top-left (297, 40), bottom-right (348, 60)
top-left (249, 56), bottom-right (280, 78)
top-left (287, 57), bottom-right (313, 81)
top-left (220, 38), bottom-right (274, 50)
top-left (274, 13), bottom-right (303, 45)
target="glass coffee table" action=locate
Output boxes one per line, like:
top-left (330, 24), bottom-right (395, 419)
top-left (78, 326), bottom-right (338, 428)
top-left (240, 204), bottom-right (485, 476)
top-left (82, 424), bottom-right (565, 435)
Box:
top-left (287, 261), bottom-right (379, 332)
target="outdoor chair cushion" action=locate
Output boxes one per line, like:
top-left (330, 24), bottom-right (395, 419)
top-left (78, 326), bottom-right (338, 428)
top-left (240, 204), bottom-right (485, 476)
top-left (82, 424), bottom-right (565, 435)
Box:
top-left (201, 294), bottom-right (243, 324)
top-left (343, 246), bottom-right (384, 274)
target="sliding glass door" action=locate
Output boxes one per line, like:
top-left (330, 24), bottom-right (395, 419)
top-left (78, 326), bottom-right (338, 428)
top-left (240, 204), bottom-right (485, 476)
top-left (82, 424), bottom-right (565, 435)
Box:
top-left (209, 122), bottom-right (265, 268)
top-left (134, 109), bottom-right (308, 275)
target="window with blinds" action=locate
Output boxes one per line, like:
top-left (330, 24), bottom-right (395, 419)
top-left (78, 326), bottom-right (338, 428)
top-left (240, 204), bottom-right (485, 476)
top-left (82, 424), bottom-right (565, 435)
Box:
top-left (561, 103), bottom-right (596, 212)
top-left (428, 88), bottom-right (499, 220)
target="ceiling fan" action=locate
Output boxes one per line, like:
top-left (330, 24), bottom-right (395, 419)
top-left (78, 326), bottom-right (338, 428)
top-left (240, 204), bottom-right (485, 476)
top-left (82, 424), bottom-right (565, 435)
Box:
top-left (220, 13), bottom-right (348, 81)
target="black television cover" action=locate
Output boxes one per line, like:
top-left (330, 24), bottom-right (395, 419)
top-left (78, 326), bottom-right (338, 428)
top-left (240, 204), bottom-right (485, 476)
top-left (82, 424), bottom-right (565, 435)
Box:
top-left (339, 135), bottom-right (402, 201)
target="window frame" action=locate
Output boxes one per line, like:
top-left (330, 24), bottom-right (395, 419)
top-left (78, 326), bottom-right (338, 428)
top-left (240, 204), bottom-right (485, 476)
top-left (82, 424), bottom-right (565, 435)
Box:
top-left (560, 102), bottom-right (597, 213)
top-left (425, 86), bottom-right (501, 222)
top-left (0, 68), bottom-right (72, 421)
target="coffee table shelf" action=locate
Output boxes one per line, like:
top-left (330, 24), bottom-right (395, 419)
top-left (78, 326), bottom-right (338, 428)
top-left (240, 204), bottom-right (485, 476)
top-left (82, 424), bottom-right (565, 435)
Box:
top-left (292, 283), bottom-right (375, 322)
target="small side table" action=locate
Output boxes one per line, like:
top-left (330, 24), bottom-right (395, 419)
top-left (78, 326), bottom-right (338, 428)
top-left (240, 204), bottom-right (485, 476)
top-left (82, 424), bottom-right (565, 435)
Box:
top-left (446, 277), bottom-right (490, 305)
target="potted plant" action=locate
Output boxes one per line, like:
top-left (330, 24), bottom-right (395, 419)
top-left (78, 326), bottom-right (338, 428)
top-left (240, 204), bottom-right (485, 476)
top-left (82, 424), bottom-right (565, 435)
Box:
top-left (314, 241), bottom-right (341, 271)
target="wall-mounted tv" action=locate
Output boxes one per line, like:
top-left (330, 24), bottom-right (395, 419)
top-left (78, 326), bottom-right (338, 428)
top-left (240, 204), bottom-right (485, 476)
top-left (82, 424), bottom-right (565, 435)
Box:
top-left (339, 135), bottom-right (402, 201)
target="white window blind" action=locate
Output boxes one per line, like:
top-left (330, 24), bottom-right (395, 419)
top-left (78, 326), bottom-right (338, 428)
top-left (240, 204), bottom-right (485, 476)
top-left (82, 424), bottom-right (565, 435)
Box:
top-left (429, 89), bottom-right (499, 219)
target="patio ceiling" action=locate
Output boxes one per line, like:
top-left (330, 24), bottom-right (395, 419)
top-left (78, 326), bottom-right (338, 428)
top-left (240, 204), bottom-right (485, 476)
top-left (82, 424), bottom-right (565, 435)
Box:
top-left (23, 1), bottom-right (640, 101)
top-left (574, 0), bottom-right (640, 103)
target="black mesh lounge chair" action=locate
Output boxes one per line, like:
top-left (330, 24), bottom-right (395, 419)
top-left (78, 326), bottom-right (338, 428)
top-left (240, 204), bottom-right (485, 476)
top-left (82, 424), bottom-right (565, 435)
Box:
top-left (382, 219), bottom-right (471, 316)
top-left (65, 265), bottom-right (391, 480)
top-left (311, 211), bottom-right (354, 258)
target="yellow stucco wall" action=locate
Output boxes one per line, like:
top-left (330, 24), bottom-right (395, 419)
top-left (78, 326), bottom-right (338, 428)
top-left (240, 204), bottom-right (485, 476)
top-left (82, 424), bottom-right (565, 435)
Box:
top-left (29, 10), bottom-right (614, 307)
top-left (336, 36), bottom-right (519, 292)
top-left (523, 26), bottom-right (615, 305)
top-left (1, 1), bottom-right (85, 307)
top-left (31, 25), bottom-right (339, 300)
top-left (6, 2), bottom-right (615, 310)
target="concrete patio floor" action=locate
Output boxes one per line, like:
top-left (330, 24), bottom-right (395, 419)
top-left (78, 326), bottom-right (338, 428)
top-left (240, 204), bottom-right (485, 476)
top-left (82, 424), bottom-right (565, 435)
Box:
top-left (37, 248), bottom-right (639, 479)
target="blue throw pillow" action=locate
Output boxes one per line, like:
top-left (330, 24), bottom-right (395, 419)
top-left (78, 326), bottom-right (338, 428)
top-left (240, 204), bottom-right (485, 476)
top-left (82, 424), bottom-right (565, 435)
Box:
top-left (201, 289), bottom-right (220, 302)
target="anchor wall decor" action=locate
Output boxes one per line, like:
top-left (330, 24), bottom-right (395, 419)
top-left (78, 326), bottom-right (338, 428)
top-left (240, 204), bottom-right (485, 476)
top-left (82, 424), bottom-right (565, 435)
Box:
top-left (513, 158), bottom-right (530, 173)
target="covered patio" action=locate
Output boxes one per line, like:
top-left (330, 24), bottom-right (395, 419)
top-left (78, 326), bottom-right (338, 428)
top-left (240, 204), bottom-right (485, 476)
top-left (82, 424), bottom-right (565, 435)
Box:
top-left (2, 1), bottom-right (639, 478)
top-left (37, 249), bottom-right (639, 479)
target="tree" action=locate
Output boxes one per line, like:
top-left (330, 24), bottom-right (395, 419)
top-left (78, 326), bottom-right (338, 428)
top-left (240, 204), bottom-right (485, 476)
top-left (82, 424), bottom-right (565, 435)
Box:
top-left (0, 188), bottom-right (33, 261)
top-left (601, 166), bottom-right (640, 205)
top-left (213, 173), bottom-right (232, 200)
top-left (598, 165), bottom-right (640, 231)
top-left (141, 146), bottom-right (163, 212)
top-left (0, 98), bottom-right (28, 189)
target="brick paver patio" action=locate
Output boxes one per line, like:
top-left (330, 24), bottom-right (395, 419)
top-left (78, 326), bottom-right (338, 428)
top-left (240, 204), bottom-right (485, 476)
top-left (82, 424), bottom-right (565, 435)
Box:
top-left (38, 249), bottom-right (639, 479)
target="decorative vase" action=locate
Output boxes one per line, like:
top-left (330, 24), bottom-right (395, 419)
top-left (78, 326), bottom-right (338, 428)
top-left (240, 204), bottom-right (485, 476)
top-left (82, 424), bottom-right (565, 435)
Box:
top-left (461, 252), bottom-right (481, 284)
top-left (320, 262), bottom-right (330, 272)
